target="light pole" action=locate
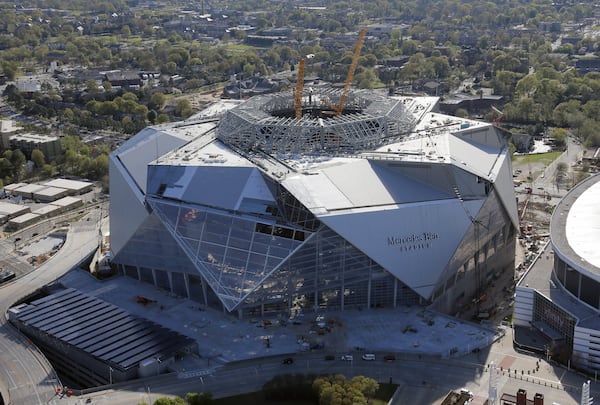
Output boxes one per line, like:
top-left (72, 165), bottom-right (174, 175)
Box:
top-left (155, 357), bottom-right (161, 376)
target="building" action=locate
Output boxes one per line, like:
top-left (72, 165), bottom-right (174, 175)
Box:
top-left (109, 88), bottom-right (518, 319)
top-left (10, 133), bottom-right (61, 161)
top-left (43, 178), bottom-right (94, 195)
top-left (103, 71), bottom-right (143, 88)
top-left (0, 119), bottom-right (21, 150)
top-left (0, 201), bottom-right (30, 221)
top-left (515, 174), bottom-right (600, 372)
top-left (8, 287), bottom-right (196, 387)
top-left (6, 212), bottom-right (40, 230)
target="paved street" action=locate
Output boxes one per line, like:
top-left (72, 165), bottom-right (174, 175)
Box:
top-left (0, 208), bottom-right (104, 405)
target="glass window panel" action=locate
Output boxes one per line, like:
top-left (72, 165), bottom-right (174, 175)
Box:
top-left (269, 245), bottom-right (291, 259)
top-left (205, 213), bottom-right (231, 234)
top-left (250, 241), bottom-right (270, 255)
top-left (198, 242), bottom-right (225, 263)
top-left (248, 253), bottom-right (266, 266)
top-left (204, 232), bottom-right (228, 245)
top-left (228, 236), bottom-right (251, 250)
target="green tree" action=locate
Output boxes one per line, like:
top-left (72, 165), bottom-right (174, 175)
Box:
top-left (153, 397), bottom-right (186, 405)
top-left (150, 92), bottom-right (167, 110)
top-left (8, 149), bottom-right (25, 181)
top-left (313, 374), bottom-right (378, 405)
top-left (175, 98), bottom-right (193, 118)
top-left (1, 61), bottom-right (19, 80)
top-left (31, 149), bottom-right (46, 169)
top-left (186, 392), bottom-right (214, 405)
top-left (550, 128), bottom-right (568, 149)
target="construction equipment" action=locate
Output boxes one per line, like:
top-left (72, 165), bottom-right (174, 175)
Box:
top-left (491, 105), bottom-right (504, 126)
top-left (334, 28), bottom-right (367, 116)
top-left (295, 59), bottom-right (305, 119)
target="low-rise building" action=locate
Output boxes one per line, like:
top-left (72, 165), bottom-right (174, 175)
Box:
top-left (6, 212), bottom-right (40, 230)
top-left (10, 133), bottom-right (61, 161)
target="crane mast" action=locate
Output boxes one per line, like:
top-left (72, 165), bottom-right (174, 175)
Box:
top-left (295, 59), bottom-right (305, 119)
top-left (335, 28), bottom-right (367, 116)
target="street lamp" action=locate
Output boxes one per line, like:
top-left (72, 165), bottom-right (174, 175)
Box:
top-left (155, 357), bottom-right (161, 376)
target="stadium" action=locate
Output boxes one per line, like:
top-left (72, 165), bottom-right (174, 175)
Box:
top-left (515, 173), bottom-right (600, 372)
top-left (109, 87), bottom-right (518, 319)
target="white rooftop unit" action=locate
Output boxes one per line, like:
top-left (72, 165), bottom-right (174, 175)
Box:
top-left (50, 196), bottom-right (83, 209)
top-left (43, 179), bottom-right (93, 194)
top-left (0, 201), bottom-right (30, 218)
top-left (33, 186), bottom-right (69, 202)
top-left (7, 212), bottom-right (40, 230)
top-left (32, 204), bottom-right (62, 217)
top-left (3, 183), bottom-right (27, 194)
top-left (12, 184), bottom-right (46, 199)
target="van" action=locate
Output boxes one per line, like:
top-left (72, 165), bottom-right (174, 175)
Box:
top-left (361, 353), bottom-right (375, 361)
top-left (460, 388), bottom-right (473, 398)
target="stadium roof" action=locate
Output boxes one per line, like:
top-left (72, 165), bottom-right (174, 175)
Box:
top-left (551, 173), bottom-right (600, 276)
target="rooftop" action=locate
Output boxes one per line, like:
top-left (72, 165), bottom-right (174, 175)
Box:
top-left (10, 287), bottom-right (196, 372)
top-left (551, 173), bottom-right (600, 276)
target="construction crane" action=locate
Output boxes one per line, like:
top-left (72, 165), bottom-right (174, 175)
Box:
top-left (491, 105), bottom-right (504, 126)
top-left (295, 59), bottom-right (305, 119)
top-left (334, 28), bottom-right (367, 116)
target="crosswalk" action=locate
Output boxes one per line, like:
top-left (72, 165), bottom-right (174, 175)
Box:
top-left (177, 369), bottom-right (212, 379)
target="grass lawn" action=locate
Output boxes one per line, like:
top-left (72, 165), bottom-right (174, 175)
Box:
top-left (512, 151), bottom-right (562, 165)
top-left (213, 383), bottom-right (399, 405)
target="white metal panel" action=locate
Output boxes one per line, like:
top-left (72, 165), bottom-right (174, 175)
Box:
top-left (319, 199), bottom-right (477, 299)
top-left (493, 153), bottom-right (520, 229)
top-left (116, 127), bottom-right (190, 194)
top-left (448, 131), bottom-right (499, 181)
top-left (282, 173), bottom-right (351, 212)
top-left (235, 168), bottom-right (276, 209)
top-left (109, 156), bottom-right (149, 256)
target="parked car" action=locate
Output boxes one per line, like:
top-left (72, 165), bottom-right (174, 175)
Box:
top-left (340, 355), bottom-right (353, 361)
top-left (383, 354), bottom-right (396, 362)
top-left (282, 357), bottom-right (294, 365)
top-left (0, 270), bottom-right (15, 284)
top-left (361, 353), bottom-right (375, 361)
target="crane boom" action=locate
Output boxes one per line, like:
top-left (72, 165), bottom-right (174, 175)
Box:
top-left (335, 28), bottom-right (367, 116)
top-left (295, 59), bottom-right (305, 119)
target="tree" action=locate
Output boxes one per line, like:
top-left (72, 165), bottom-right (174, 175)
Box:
top-left (31, 149), bottom-right (45, 169)
top-left (1, 61), bottom-right (19, 80)
top-left (175, 98), bottom-right (193, 118)
top-left (313, 374), bottom-right (378, 405)
top-left (8, 149), bottom-right (25, 181)
top-left (550, 128), bottom-right (568, 149)
top-left (186, 392), bottom-right (214, 405)
top-left (153, 397), bottom-right (186, 405)
top-left (150, 92), bottom-right (167, 110)
top-left (555, 161), bottom-right (568, 190)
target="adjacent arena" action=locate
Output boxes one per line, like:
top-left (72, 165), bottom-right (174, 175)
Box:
top-left (109, 88), bottom-right (518, 319)
top-left (515, 173), bottom-right (600, 372)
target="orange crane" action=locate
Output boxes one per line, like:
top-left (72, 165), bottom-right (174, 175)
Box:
top-left (295, 59), bottom-right (305, 119)
top-left (333, 28), bottom-right (367, 116)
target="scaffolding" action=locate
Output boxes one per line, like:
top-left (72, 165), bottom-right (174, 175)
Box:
top-left (216, 88), bottom-right (417, 155)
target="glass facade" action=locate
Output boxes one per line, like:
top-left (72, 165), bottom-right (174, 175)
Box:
top-left (114, 183), bottom-right (424, 317)
top-left (533, 291), bottom-right (576, 354)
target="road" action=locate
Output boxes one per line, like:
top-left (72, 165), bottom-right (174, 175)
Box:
top-left (0, 208), bottom-right (104, 405)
